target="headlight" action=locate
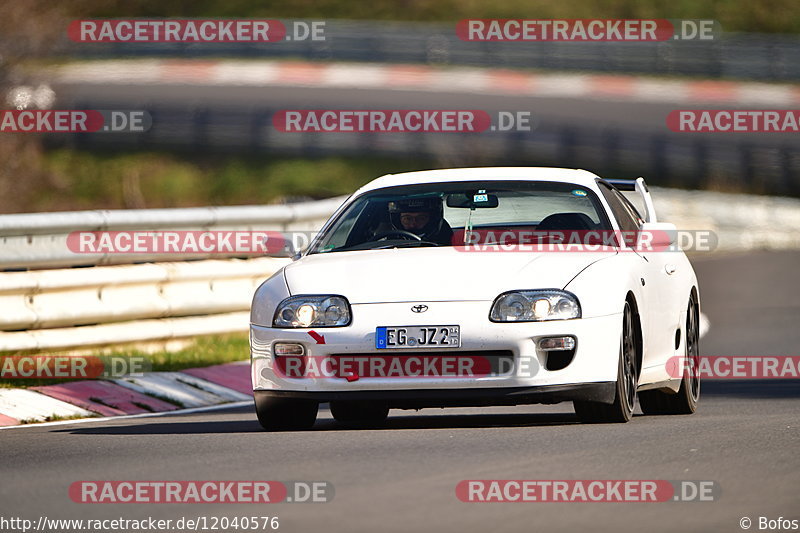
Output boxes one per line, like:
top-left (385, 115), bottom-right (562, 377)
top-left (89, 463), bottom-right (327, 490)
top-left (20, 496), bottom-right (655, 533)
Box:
top-left (273, 295), bottom-right (351, 328)
top-left (490, 290), bottom-right (581, 322)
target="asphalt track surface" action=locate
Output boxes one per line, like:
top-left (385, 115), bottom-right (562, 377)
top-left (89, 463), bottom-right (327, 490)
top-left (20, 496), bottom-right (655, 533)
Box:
top-left (2, 250), bottom-right (798, 533)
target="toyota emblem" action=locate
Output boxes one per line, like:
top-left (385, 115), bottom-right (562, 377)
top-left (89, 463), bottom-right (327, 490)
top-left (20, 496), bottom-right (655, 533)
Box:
top-left (411, 304), bottom-right (428, 313)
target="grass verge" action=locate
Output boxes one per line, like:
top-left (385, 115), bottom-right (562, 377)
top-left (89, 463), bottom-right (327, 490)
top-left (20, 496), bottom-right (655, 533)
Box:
top-left (18, 149), bottom-right (430, 214)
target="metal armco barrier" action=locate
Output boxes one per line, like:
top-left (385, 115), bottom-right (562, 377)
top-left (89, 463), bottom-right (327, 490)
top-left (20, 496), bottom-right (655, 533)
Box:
top-left (0, 199), bottom-right (343, 352)
top-left (0, 260), bottom-right (287, 352)
top-left (0, 197), bottom-right (344, 270)
top-left (0, 258), bottom-right (289, 332)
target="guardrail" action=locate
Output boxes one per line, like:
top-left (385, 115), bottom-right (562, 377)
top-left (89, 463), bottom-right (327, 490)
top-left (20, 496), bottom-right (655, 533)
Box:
top-left (0, 197), bottom-right (344, 270)
top-left (0, 199), bottom-right (342, 353)
top-left (0, 258), bottom-right (287, 352)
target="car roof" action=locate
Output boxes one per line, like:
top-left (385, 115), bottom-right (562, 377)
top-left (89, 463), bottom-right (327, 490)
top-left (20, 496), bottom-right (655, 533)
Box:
top-left (355, 167), bottom-right (603, 194)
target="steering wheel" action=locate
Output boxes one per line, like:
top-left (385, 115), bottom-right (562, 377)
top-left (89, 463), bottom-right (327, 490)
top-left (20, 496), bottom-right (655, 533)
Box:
top-left (373, 230), bottom-right (423, 241)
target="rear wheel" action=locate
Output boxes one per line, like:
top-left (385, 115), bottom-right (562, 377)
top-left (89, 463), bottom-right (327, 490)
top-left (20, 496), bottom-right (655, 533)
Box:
top-left (639, 295), bottom-right (700, 415)
top-left (255, 396), bottom-right (318, 431)
top-left (574, 301), bottom-right (638, 423)
top-left (330, 401), bottom-right (389, 428)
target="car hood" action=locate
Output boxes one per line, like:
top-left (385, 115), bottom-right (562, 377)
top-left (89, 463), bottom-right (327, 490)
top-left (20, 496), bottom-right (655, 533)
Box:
top-left (283, 247), bottom-right (616, 304)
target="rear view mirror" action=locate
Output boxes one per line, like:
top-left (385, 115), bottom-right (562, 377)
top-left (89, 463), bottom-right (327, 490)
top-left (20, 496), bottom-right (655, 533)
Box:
top-left (446, 192), bottom-right (499, 208)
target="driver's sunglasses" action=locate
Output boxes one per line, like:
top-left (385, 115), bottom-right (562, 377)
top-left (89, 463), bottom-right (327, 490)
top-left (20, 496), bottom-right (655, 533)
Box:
top-left (400, 213), bottom-right (430, 224)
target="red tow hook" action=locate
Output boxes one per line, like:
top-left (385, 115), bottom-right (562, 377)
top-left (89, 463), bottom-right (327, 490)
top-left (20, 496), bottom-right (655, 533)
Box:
top-left (343, 372), bottom-right (360, 382)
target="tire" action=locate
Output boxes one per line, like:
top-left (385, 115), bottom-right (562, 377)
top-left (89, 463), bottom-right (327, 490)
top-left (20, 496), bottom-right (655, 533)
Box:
top-left (254, 396), bottom-right (318, 431)
top-left (574, 301), bottom-right (638, 423)
top-left (330, 401), bottom-right (390, 428)
top-left (639, 295), bottom-right (700, 415)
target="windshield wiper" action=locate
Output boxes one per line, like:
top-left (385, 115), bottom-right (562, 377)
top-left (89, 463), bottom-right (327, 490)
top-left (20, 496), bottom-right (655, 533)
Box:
top-left (330, 239), bottom-right (441, 252)
top-left (378, 241), bottom-right (440, 249)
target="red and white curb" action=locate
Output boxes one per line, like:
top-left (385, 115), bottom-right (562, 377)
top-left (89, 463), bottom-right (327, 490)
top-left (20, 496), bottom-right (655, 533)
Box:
top-left (49, 59), bottom-right (800, 106)
top-left (0, 362), bottom-right (252, 427)
top-left (113, 371), bottom-right (250, 409)
top-left (0, 388), bottom-right (94, 424)
top-left (0, 401), bottom-right (253, 430)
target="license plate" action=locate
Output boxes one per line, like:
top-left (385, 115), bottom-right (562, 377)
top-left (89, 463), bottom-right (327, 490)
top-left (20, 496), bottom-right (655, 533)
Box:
top-left (375, 326), bottom-right (460, 349)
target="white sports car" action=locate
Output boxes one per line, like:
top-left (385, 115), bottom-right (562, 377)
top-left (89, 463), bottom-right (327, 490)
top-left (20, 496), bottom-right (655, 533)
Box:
top-left (250, 167), bottom-right (700, 430)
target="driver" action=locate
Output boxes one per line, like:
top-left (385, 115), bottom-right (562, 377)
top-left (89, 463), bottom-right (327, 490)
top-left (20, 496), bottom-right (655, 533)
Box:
top-left (387, 197), bottom-right (453, 245)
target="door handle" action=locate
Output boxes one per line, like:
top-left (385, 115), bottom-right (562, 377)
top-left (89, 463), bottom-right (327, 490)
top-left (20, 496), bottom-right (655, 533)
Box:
top-left (665, 264), bottom-right (676, 275)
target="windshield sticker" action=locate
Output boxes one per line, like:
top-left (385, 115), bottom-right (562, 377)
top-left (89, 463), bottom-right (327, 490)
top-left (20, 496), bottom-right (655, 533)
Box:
top-left (572, 189), bottom-right (588, 197)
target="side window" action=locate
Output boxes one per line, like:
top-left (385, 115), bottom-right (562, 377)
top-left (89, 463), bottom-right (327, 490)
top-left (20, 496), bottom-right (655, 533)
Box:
top-left (598, 183), bottom-right (640, 233)
top-left (613, 190), bottom-right (645, 227)
top-left (315, 199), bottom-right (368, 251)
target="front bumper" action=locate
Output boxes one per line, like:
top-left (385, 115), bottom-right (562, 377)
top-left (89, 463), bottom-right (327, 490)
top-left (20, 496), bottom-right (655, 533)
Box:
top-left (251, 300), bottom-right (622, 399)
top-left (254, 382), bottom-right (616, 408)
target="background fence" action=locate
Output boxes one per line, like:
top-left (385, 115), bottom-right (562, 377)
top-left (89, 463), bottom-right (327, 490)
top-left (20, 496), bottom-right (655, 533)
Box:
top-left (50, 105), bottom-right (800, 197)
top-left (50, 20), bottom-right (800, 82)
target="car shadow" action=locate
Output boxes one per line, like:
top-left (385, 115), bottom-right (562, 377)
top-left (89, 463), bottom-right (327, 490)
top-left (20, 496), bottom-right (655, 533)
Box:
top-left (54, 406), bottom-right (583, 435)
top-left (314, 411), bottom-right (581, 432)
top-left (52, 406), bottom-right (263, 435)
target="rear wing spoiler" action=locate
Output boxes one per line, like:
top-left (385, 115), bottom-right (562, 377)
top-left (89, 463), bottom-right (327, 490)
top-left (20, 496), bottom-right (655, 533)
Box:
top-left (603, 177), bottom-right (657, 223)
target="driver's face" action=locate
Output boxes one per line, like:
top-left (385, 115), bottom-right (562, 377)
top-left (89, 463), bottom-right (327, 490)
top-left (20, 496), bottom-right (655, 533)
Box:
top-left (399, 211), bottom-right (430, 231)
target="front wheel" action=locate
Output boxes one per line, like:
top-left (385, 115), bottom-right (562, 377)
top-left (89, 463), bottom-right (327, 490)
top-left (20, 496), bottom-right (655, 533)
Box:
top-left (574, 301), bottom-right (638, 423)
top-left (255, 395), bottom-right (318, 431)
top-left (639, 295), bottom-right (700, 415)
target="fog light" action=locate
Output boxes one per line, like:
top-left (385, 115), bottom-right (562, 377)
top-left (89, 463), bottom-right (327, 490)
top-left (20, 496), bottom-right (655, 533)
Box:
top-left (274, 343), bottom-right (305, 356)
top-left (538, 336), bottom-right (576, 351)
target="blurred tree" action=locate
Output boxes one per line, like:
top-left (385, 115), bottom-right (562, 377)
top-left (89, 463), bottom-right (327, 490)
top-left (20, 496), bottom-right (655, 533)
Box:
top-left (0, 0), bottom-right (73, 213)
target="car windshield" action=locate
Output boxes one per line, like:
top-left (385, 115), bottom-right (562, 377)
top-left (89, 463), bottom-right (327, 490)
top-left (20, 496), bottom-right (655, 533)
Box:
top-left (308, 180), bottom-right (610, 254)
